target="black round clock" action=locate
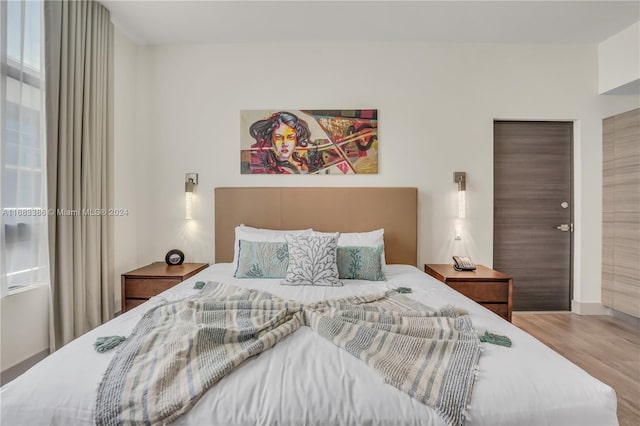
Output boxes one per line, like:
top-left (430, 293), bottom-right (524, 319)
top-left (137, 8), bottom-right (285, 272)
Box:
top-left (165, 249), bottom-right (185, 265)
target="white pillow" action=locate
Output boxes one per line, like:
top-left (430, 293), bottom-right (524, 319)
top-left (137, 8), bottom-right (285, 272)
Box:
top-left (336, 229), bottom-right (387, 270)
top-left (232, 225), bottom-right (312, 270)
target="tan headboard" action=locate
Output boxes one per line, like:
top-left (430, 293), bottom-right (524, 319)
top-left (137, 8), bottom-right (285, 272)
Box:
top-left (215, 187), bottom-right (417, 266)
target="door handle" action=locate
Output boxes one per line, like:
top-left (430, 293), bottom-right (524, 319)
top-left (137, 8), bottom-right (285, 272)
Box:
top-left (556, 224), bottom-right (573, 232)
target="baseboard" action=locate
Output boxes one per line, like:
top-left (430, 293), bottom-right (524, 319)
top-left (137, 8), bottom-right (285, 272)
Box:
top-left (571, 300), bottom-right (612, 315)
top-left (610, 308), bottom-right (640, 326)
top-left (0, 348), bottom-right (49, 386)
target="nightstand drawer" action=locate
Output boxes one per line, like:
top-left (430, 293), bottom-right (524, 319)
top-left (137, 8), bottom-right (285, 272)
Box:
top-left (481, 303), bottom-right (509, 319)
top-left (448, 281), bottom-right (508, 302)
top-left (424, 264), bottom-right (512, 322)
top-left (124, 278), bottom-right (181, 298)
top-left (121, 262), bottom-right (209, 313)
top-left (124, 298), bottom-right (147, 311)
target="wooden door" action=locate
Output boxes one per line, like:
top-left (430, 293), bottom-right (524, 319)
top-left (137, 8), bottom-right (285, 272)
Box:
top-left (494, 121), bottom-right (573, 311)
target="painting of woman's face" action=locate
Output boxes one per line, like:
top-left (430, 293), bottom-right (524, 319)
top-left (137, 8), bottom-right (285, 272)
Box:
top-left (242, 109), bottom-right (378, 175)
top-left (272, 124), bottom-right (298, 161)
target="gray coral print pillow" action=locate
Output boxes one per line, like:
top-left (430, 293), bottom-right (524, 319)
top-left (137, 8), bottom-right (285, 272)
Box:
top-left (234, 240), bottom-right (289, 278)
top-left (281, 233), bottom-right (342, 286)
top-left (337, 245), bottom-right (386, 281)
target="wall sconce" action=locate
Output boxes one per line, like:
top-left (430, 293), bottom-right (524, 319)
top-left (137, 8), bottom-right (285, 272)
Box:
top-left (185, 173), bottom-right (198, 220)
top-left (454, 172), bottom-right (466, 219)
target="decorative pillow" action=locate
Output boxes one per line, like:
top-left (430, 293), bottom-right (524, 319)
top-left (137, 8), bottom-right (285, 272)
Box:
top-left (337, 245), bottom-right (386, 281)
top-left (234, 240), bottom-right (289, 278)
top-left (281, 233), bottom-right (342, 287)
top-left (232, 225), bottom-right (312, 270)
top-left (334, 229), bottom-right (388, 271)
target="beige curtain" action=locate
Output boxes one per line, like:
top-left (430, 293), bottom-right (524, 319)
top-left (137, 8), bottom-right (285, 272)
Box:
top-left (44, 0), bottom-right (114, 350)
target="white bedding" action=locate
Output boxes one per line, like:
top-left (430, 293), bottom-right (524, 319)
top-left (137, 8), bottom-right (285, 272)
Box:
top-left (0, 264), bottom-right (618, 425)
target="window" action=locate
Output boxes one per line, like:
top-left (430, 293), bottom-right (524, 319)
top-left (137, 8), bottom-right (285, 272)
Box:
top-left (1, 0), bottom-right (48, 296)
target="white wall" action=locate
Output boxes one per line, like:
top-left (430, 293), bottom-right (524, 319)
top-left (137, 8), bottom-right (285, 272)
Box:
top-left (113, 28), bottom-right (141, 309)
top-left (0, 285), bottom-right (49, 372)
top-left (599, 22), bottom-right (640, 95)
top-left (119, 41), bottom-right (638, 309)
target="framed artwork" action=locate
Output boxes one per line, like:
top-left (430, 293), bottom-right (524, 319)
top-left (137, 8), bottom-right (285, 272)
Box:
top-left (240, 109), bottom-right (378, 174)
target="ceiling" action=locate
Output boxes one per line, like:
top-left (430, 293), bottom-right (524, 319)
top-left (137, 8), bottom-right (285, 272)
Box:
top-left (103, 0), bottom-right (640, 46)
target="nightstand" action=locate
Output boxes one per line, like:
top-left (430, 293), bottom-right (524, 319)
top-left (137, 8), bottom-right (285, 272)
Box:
top-left (121, 262), bottom-right (209, 313)
top-left (424, 264), bottom-right (513, 322)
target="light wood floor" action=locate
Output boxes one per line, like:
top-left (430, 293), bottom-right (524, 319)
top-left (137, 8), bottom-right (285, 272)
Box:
top-left (512, 312), bottom-right (640, 426)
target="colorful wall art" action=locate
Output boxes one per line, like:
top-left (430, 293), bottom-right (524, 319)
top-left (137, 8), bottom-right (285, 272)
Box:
top-left (240, 109), bottom-right (378, 174)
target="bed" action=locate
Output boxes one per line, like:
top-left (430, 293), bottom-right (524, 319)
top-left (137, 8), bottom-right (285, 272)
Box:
top-left (0, 187), bottom-right (618, 426)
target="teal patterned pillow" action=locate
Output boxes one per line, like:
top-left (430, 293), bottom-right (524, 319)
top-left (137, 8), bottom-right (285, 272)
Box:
top-left (337, 245), bottom-right (386, 281)
top-left (234, 240), bottom-right (289, 278)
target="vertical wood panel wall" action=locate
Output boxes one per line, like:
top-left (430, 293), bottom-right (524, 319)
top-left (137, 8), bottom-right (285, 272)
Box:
top-left (602, 108), bottom-right (640, 318)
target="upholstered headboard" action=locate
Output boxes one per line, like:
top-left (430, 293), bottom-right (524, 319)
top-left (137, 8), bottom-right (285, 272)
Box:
top-left (214, 187), bottom-right (417, 265)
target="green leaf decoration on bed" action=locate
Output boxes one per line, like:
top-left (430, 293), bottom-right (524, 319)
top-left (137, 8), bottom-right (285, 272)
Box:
top-left (479, 331), bottom-right (512, 347)
top-left (94, 336), bottom-right (126, 353)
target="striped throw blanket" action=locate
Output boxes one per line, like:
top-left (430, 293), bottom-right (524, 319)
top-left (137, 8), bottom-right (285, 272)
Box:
top-left (95, 282), bottom-right (481, 426)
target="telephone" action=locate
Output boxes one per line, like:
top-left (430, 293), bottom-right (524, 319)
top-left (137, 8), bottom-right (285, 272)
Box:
top-left (453, 256), bottom-right (476, 271)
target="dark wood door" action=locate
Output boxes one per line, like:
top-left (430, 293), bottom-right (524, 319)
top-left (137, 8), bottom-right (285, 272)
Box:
top-left (494, 121), bottom-right (572, 311)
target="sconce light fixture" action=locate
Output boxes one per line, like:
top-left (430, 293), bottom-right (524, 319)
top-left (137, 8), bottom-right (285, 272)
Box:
top-left (185, 173), bottom-right (198, 220)
top-left (454, 172), bottom-right (466, 219)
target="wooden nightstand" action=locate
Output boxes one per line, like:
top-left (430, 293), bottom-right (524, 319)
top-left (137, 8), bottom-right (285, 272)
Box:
top-left (121, 262), bottom-right (209, 313)
top-left (424, 264), bottom-right (513, 322)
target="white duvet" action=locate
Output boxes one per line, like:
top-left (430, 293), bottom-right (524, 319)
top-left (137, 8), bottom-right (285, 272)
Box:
top-left (0, 264), bottom-right (618, 425)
